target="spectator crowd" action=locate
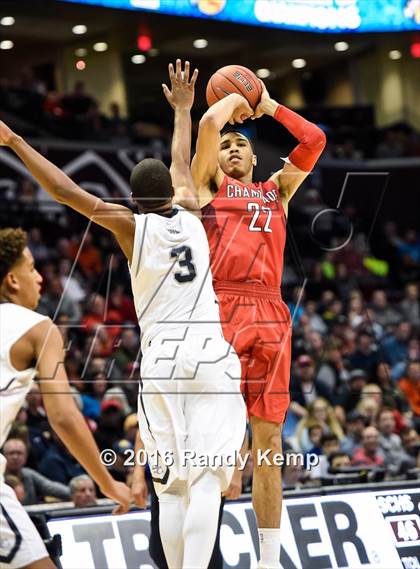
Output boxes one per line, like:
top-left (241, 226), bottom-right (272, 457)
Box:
top-left (1, 70), bottom-right (420, 159)
top-left (1, 182), bottom-right (418, 508)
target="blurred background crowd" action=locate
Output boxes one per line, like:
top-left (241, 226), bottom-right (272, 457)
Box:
top-left (2, 182), bottom-right (419, 507)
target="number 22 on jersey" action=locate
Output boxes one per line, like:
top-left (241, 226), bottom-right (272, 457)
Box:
top-left (247, 202), bottom-right (273, 233)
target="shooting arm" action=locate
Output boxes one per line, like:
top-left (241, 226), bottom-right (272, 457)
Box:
top-left (192, 93), bottom-right (251, 193)
top-left (266, 100), bottom-right (326, 202)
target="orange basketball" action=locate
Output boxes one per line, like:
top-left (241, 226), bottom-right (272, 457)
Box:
top-left (206, 65), bottom-right (262, 109)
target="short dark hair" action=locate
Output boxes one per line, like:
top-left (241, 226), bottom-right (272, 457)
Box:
top-left (328, 451), bottom-right (350, 466)
top-left (321, 433), bottom-right (339, 446)
top-left (130, 158), bottom-right (172, 210)
top-left (0, 228), bottom-right (27, 285)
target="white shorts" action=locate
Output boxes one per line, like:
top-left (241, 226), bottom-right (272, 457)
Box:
top-left (0, 480), bottom-right (48, 568)
top-left (138, 333), bottom-right (247, 496)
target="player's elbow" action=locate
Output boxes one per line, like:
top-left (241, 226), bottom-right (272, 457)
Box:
top-left (170, 157), bottom-right (189, 171)
top-left (174, 186), bottom-right (200, 213)
top-left (316, 128), bottom-right (327, 149)
top-left (199, 112), bottom-right (219, 134)
top-left (46, 398), bottom-right (79, 429)
top-left (53, 184), bottom-right (70, 204)
top-left (309, 125), bottom-right (327, 151)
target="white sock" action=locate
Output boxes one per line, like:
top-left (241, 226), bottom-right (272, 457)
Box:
top-left (183, 470), bottom-right (221, 569)
top-left (159, 486), bottom-right (188, 569)
top-left (258, 528), bottom-right (281, 568)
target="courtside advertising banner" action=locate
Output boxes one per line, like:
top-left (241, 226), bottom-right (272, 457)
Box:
top-left (47, 488), bottom-right (420, 568)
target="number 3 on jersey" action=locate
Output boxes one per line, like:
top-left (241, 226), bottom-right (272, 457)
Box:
top-left (170, 245), bottom-right (197, 283)
top-left (248, 202), bottom-right (273, 233)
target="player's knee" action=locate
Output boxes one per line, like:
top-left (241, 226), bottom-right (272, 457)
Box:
top-left (252, 420), bottom-right (282, 453)
top-left (258, 431), bottom-right (281, 455)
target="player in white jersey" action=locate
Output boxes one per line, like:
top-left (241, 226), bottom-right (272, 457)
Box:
top-left (0, 60), bottom-right (246, 569)
top-left (0, 228), bottom-right (131, 569)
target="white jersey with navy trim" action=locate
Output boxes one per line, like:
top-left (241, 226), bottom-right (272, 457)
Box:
top-left (129, 207), bottom-right (222, 351)
top-left (0, 303), bottom-right (47, 475)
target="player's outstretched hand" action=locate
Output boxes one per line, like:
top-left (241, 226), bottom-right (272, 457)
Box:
top-left (228, 98), bottom-right (254, 125)
top-left (252, 80), bottom-right (272, 120)
top-left (102, 480), bottom-right (131, 515)
top-left (222, 468), bottom-right (243, 500)
top-left (0, 121), bottom-right (17, 146)
top-left (162, 58), bottom-right (199, 111)
top-left (131, 468), bottom-right (149, 509)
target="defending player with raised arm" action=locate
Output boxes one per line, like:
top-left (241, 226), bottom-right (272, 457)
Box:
top-left (1, 60), bottom-right (246, 569)
top-left (189, 82), bottom-right (326, 569)
top-left (0, 228), bottom-right (130, 569)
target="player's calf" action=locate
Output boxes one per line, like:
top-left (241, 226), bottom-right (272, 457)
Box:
top-left (251, 416), bottom-right (283, 569)
top-left (183, 470), bottom-right (222, 569)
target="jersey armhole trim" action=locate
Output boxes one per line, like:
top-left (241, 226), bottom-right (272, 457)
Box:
top-left (130, 214), bottom-right (147, 277)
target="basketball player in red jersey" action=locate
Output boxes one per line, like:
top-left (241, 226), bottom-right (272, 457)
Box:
top-left (191, 84), bottom-right (326, 568)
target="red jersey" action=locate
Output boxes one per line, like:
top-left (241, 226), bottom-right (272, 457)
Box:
top-left (202, 175), bottom-right (286, 289)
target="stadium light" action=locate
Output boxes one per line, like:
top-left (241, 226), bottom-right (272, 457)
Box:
top-left (389, 50), bottom-right (402, 60)
top-left (72, 25), bottom-right (87, 35)
top-left (292, 58), bottom-right (306, 69)
top-left (410, 42), bottom-right (420, 58)
top-left (334, 41), bottom-right (349, 52)
top-left (193, 39), bottom-right (208, 49)
top-left (1, 16), bottom-right (15, 26)
top-left (93, 42), bottom-right (108, 52)
top-left (0, 40), bottom-right (14, 50)
top-left (131, 54), bottom-right (146, 64)
top-left (256, 68), bottom-right (271, 79)
top-left (137, 34), bottom-right (152, 52)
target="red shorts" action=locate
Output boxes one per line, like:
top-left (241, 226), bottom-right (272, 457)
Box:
top-left (215, 281), bottom-right (292, 424)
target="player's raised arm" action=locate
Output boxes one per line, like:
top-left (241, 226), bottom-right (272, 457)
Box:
top-left (163, 58), bottom-right (199, 213)
top-left (252, 81), bottom-right (326, 204)
top-left (33, 318), bottom-right (131, 514)
top-left (0, 121), bottom-right (135, 259)
top-left (253, 81), bottom-right (327, 202)
top-left (192, 93), bottom-right (253, 203)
